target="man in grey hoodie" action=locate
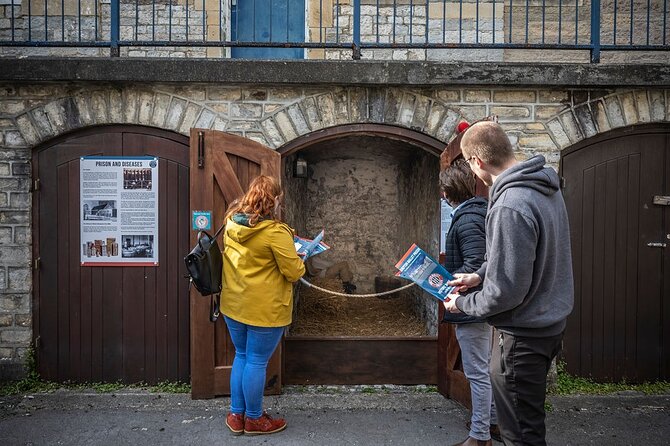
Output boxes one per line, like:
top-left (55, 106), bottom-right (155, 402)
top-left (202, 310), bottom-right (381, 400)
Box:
top-left (445, 121), bottom-right (574, 446)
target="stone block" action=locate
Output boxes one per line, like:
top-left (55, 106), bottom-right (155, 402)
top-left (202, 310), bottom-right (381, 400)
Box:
top-left (287, 104), bottom-right (310, 136)
top-left (122, 89), bottom-right (140, 123)
top-left (0, 268), bottom-right (5, 289)
top-left (0, 178), bottom-right (24, 192)
top-left (491, 105), bottom-right (531, 121)
top-left (0, 314), bottom-right (12, 327)
top-left (457, 105), bottom-right (487, 122)
top-left (538, 90), bottom-right (570, 104)
top-left (245, 132), bottom-right (270, 146)
top-left (260, 119), bottom-right (284, 148)
top-left (73, 94), bottom-right (94, 126)
top-left (301, 97), bottom-right (323, 131)
top-left (332, 90), bottom-right (350, 125)
top-left (411, 95), bottom-right (431, 131)
top-left (348, 88), bottom-right (368, 123)
top-left (208, 87), bottom-right (242, 101)
top-left (263, 104), bottom-right (282, 115)
top-left (165, 97), bottom-right (187, 131)
top-left (518, 134), bottom-right (558, 150)
top-left (592, 100), bottom-right (611, 133)
top-left (10, 192), bottom-right (30, 209)
top-left (559, 112), bottom-right (583, 144)
top-left (316, 94), bottom-right (337, 127)
top-left (634, 91), bottom-right (651, 123)
top-left (230, 103), bottom-right (262, 119)
top-left (108, 89), bottom-right (124, 123)
top-left (0, 100), bottom-right (27, 116)
top-left (0, 294), bottom-right (29, 312)
top-left (194, 109), bottom-right (216, 129)
top-left (8, 267), bottom-right (30, 291)
top-left (648, 90), bottom-right (665, 121)
top-left (619, 92), bottom-right (638, 125)
top-left (435, 108), bottom-right (459, 142)
top-left (179, 103), bottom-right (203, 135)
top-left (138, 91), bottom-right (155, 126)
top-left (464, 90), bottom-right (491, 103)
top-left (384, 89), bottom-right (403, 124)
top-left (425, 103), bottom-right (447, 136)
top-left (604, 96), bottom-right (625, 128)
top-left (534, 105), bottom-right (569, 121)
top-left (211, 117), bottom-right (227, 132)
top-left (368, 88), bottom-right (386, 123)
top-left (546, 119), bottom-right (571, 149)
top-left (205, 103), bottom-right (229, 115)
top-left (0, 211), bottom-right (28, 224)
top-left (14, 314), bottom-right (30, 327)
top-left (90, 91), bottom-right (110, 124)
top-left (0, 347), bottom-right (12, 360)
top-left (0, 192), bottom-right (6, 207)
top-left (493, 90), bottom-right (536, 103)
top-left (0, 329), bottom-right (31, 344)
top-left (14, 114), bottom-right (38, 146)
top-left (274, 111), bottom-right (297, 141)
top-left (435, 90), bottom-right (461, 103)
top-left (13, 226), bottom-right (29, 244)
top-left (398, 93), bottom-right (416, 127)
top-left (573, 104), bottom-right (597, 138)
top-left (30, 107), bottom-right (54, 140)
top-left (0, 226), bottom-right (11, 244)
top-left (0, 162), bottom-right (8, 176)
top-left (150, 93), bottom-right (171, 128)
top-left (11, 161), bottom-right (30, 177)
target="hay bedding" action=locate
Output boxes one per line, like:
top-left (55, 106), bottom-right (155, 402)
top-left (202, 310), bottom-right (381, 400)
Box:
top-left (290, 278), bottom-right (428, 336)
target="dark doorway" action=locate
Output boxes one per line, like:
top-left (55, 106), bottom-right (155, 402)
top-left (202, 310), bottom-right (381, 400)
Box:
top-left (560, 124), bottom-right (670, 382)
top-left (33, 125), bottom-right (191, 384)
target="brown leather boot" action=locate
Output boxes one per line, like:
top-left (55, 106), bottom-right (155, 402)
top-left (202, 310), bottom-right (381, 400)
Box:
top-left (243, 412), bottom-right (287, 435)
top-left (225, 412), bottom-right (244, 435)
top-left (450, 437), bottom-right (493, 446)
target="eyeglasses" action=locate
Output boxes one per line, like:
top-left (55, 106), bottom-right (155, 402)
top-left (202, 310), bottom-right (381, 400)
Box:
top-left (465, 156), bottom-right (477, 165)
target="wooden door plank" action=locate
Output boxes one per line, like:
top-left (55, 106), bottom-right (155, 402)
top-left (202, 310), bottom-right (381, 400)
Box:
top-left (625, 154), bottom-right (641, 380)
top-left (67, 160), bottom-right (82, 381)
top-left (579, 166), bottom-right (595, 377)
top-left (178, 165), bottom-right (191, 381)
top-left (602, 160), bottom-right (618, 379)
top-left (56, 163), bottom-right (71, 381)
top-left (612, 157), bottom-right (630, 381)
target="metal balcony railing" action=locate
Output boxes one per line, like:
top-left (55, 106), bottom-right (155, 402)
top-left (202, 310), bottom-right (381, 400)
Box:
top-left (0, 0), bottom-right (668, 62)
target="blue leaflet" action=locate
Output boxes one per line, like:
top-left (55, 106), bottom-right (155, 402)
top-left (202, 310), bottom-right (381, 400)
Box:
top-left (294, 229), bottom-right (330, 259)
top-left (395, 243), bottom-right (456, 302)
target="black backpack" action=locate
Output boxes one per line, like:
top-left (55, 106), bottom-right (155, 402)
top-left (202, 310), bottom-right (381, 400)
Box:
top-left (184, 224), bottom-right (225, 322)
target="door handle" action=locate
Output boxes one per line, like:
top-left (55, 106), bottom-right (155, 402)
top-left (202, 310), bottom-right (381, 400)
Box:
top-left (647, 242), bottom-right (667, 248)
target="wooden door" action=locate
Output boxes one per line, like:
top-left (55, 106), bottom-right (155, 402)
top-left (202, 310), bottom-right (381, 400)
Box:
top-left (561, 125), bottom-right (670, 382)
top-left (33, 126), bottom-right (190, 383)
top-left (189, 129), bottom-right (281, 399)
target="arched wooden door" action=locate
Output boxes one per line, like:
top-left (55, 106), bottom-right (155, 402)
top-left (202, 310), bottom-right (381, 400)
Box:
top-left (33, 125), bottom-right (191, 383)
top-left (560, 125), bottom-right (670, 382)
top-left (189, 129), bottom-right (281, 399)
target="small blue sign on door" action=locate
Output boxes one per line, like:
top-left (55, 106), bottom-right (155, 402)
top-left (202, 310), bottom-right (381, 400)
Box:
top-left (192, 211), bottom-right (212, 231)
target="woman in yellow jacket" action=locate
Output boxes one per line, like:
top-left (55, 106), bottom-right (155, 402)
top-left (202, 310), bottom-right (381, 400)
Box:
top-left (221, 175), bottom-right (305, 437)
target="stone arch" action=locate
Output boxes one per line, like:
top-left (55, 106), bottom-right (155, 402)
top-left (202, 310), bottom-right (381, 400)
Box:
top-left (545, 89), bottom-right (669, 150)
top-left (257, 88), bottom-right (466, 149)
top-left (12, 88), bottom-right (228, 147)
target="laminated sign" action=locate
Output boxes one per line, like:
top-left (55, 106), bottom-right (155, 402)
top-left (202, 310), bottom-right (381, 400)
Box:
top-left (80, 156), bottom-right (159, 266)
top-left (395, 243), bottom-right (456, 301)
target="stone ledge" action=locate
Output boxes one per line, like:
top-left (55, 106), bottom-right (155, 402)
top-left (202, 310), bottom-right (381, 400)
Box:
top-left (1, 58), bottom-right (670, 87)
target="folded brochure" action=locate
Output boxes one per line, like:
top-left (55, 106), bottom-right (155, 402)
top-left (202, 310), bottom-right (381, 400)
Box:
top-left (395, 243), bottom-right (456, 302)
top-left (294, 229), bottom-right (330, 259)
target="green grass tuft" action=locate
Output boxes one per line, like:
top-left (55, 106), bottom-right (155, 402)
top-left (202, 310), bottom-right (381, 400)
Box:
top-left (550, 362), bottom-right (670, 395)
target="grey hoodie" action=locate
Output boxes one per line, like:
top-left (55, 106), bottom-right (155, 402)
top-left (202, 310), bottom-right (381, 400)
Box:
top-left (455, 155), bottom-right (574, 337)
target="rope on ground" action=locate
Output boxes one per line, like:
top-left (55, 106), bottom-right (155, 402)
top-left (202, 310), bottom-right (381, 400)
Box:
top-left (299, 277), bottom-right (416, 298)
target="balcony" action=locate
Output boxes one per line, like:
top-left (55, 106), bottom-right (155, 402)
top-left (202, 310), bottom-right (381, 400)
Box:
top-left (0, 0), bottom-right (668, 63)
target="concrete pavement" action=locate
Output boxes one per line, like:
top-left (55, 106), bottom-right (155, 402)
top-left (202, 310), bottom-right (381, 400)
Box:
top-left (1, 385), bottom-right (668, 445)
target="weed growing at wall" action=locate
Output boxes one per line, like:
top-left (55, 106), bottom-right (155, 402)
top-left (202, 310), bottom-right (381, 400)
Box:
top-left (550, 362), bottom-right (670, 395)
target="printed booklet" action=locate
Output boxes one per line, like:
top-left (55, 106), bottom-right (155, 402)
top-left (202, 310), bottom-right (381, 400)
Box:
top-left (294, 229), bottom-right (330, 259)
top-left (395, 243), bottom-right (456, 302)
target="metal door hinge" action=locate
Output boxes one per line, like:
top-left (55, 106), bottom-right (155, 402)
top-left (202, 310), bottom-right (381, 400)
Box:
top-left (560, 177), bottom-right (566, 189)
top-left (33, 178), bottom-right (40, 191)
top-left (653, 195), bottom-right (670, 206)
top-left (34, 257), bottom-right (41, 270)
top-left (197, 131), bottom-right (205, 169)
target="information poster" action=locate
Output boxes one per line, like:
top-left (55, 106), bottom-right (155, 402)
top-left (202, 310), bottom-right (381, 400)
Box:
top-left (80, 156), bottom-right (159, 266)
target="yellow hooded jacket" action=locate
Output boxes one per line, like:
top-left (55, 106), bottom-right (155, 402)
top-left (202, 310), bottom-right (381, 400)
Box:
top-left (221, 217), bottom-right (305, 327)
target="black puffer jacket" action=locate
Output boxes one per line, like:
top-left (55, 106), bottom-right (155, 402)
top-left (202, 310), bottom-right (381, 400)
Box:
top-left (441, 196), bottom-right (487, 324)
top-left (443, 197), bottom-right (487, 275)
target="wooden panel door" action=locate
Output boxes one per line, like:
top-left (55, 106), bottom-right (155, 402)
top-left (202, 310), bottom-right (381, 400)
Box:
top-left (561, 125), bottom-right (669, 382)
top-left (189, 129), bottom-right (281, 399)
top-left (33, 126), bottom-right (190, 383)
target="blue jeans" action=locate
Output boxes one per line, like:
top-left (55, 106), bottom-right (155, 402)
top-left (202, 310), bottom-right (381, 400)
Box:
top-left (224, 316), bottom-right (284, 419)
top-left (456, 322), bottom-right (497, 441)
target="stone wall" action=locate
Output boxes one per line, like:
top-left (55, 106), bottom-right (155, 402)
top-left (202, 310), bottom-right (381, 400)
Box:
top-left (0, 81), bottom-right (669, 377)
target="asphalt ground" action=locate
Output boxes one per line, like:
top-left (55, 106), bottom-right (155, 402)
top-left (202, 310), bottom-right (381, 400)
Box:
top-left (0, 385), bottom-right (668, 445)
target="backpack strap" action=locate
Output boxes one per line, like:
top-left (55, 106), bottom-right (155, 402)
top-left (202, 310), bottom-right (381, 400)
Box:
top-left (208, 223), bottom-right (225, 323)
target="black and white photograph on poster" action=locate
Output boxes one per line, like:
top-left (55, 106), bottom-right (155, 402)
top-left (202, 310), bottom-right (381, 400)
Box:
top-left (123, 168), bottom-right (153, 190)
top-left (121, 235), bottom-right (154, 258)
top-left (80, 156), bottom-right (159, 266)
top-left (82, 200), bottom-right (118, 221)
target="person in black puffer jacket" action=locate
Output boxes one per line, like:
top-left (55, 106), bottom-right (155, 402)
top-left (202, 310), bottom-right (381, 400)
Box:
top-left (440, 159), bottom-right (499, 446)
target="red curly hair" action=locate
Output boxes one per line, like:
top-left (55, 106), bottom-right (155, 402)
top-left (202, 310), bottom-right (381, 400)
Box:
top-left (225, 175), bottom-right (283, 226)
